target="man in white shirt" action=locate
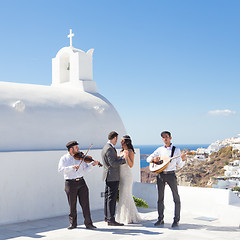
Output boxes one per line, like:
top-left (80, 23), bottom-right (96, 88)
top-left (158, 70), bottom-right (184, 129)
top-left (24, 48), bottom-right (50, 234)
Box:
top-left (147, 131), bottom-right (186, 228)
top-left (58, 141), bottom-right (99, 230)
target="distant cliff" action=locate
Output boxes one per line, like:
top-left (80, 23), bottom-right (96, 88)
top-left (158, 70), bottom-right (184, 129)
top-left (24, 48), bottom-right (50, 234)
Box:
top-left (141, 146), bottom-right (239, 187)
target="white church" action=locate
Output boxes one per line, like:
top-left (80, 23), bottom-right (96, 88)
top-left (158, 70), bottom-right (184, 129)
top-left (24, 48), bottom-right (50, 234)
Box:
top-left (0, 29), bottom-right (126, 151)
top-left (0, 30), bottom-right (141, 225)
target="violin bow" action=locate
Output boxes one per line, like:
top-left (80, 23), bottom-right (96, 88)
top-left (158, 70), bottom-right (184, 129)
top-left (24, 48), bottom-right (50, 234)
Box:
top-left (78, 144), bottom-right (93, 167)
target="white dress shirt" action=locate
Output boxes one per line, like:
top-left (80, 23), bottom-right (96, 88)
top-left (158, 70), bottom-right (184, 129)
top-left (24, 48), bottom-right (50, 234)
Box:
top-left (146, 144), bottom-right (185, 171)
top-left (107, 141), bottom-right (115, 148)
top-left (58, 152), bottom-right (93, 180)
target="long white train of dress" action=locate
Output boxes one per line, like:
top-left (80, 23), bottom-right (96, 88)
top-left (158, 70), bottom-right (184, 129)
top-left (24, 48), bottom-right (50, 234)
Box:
top-left (116, 162), bottom-right (142, 224)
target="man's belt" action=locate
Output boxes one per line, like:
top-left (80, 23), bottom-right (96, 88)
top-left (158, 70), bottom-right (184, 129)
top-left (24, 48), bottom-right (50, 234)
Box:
top-left (66, 177), bottom-right (83, 181)
top-left (162, 171), bottom-right (175, 174)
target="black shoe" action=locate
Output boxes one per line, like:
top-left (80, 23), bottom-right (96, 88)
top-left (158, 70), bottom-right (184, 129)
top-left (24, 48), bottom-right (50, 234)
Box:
top-left (86, 224), bottom-right (97, 230)
top-left (171, 221), bottom-right (179, 227)
top-left (108, 221), bottom-right (124, 226)
top-left (67, 225), bottom-right (77, 230)
top-left (154, 220), bottom-right (164, 226)
top-left (104, 217), bottom-right (108, 222)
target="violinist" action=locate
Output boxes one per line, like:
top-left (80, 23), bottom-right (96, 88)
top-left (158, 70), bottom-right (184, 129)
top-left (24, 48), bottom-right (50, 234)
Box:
top-left (58, 141), bottom-right (99, 230)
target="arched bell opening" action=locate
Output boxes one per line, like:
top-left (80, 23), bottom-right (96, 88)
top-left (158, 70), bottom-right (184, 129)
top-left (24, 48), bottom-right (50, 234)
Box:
top-left (59, 53), bottom-right (70, 84)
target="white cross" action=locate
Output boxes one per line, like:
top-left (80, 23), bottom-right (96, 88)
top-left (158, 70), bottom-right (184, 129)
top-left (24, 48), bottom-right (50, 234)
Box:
top-left (68, 29), bottom-right (74, 47)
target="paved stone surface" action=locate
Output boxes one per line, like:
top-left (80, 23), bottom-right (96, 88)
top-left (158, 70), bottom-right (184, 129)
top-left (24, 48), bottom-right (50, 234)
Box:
top-left (0, 208), bottom-right (239, 240)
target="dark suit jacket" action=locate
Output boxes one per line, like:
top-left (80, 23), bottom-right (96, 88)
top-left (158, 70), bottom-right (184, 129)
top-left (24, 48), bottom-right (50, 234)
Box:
top-left (102, 143), bottom-right (126, 182)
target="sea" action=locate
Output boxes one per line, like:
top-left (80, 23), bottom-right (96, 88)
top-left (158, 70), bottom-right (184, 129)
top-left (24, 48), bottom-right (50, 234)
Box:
top-left (134, 144), bottom-right (209, 168)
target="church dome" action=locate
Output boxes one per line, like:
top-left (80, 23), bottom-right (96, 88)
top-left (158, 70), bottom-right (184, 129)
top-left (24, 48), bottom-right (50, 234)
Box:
top-left (0, 30), bottom-right (126, 151)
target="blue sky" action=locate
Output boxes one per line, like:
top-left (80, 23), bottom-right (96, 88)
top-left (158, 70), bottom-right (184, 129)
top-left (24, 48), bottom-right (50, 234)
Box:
top-left (0, 0), bottom-right (239, 145)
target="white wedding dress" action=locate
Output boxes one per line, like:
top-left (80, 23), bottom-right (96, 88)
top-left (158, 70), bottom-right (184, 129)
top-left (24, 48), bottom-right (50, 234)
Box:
top-left (116, 160), bottom-right (141, 224)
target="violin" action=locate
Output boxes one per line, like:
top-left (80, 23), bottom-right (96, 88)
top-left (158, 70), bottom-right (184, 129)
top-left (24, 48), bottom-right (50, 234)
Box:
top-left (73, 152), bottom-right (103, 167)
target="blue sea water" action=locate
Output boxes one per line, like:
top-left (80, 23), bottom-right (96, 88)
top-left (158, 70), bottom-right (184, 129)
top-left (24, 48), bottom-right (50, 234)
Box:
top-left (135, 144), bottom-right (209, 168)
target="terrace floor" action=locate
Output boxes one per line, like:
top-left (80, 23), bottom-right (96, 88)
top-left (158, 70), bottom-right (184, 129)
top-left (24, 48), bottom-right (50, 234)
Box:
top-left (0, 207), bottom-right (239, 240)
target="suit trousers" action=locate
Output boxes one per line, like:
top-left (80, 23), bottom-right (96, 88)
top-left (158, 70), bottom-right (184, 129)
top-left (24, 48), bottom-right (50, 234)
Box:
top-left (156, 172), bottom-right (181, 222)
top-left (104, 181), bottom-right (119, 222)
top-left (65, 178), bottom-right (92, 227)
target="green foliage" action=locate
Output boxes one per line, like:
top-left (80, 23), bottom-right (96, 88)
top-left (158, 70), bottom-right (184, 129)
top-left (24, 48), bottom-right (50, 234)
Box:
top-left (117, 189), bottom-right (149, 208)
top-left (225, 160), bottom-right (229, 165)
top-left (232, 186), bottom-right (240, 192)
top-left (133, 196), bottom-right (149, 208)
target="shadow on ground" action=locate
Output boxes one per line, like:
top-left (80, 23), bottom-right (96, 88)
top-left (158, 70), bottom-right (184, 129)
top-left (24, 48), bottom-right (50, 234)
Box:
top-left (0, 208), bottom-right (239, 240)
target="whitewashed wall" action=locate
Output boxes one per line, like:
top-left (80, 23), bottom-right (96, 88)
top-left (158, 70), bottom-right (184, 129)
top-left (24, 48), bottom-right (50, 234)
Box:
top-left (0, 148), bottom-right (140, 225)
top-left (133, 182), bottom-right (240, 226)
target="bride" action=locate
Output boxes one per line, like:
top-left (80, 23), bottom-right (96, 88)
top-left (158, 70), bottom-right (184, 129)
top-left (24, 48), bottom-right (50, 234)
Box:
top-left (116, 135), bottom-right (141, 224)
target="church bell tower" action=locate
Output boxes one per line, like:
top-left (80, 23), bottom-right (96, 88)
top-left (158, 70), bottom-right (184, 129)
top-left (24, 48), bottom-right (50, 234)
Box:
top-left (51, 29), bottom-right (98, 93)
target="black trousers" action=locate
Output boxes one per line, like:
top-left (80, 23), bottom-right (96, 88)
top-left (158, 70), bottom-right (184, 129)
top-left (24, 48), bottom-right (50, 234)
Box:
top-left (104, 181), bottom-right (119, 222)
top-left (65, 178), bottom-right (92, 227)
top-left (156, 172), bottom-right (181, 222)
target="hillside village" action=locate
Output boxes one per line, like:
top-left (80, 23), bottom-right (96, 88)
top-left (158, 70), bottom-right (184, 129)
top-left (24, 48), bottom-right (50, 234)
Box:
top-left (141, 135), bottom-right (240, 197)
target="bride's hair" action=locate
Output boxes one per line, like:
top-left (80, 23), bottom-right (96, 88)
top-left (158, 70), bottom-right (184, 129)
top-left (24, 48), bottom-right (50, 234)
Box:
top-left (121, 135), bottom-right (135, 153)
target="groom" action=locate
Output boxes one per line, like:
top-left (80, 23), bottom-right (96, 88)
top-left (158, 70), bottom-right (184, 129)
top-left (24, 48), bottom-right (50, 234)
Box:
top-left (102, 131), bottom-right (126, 226)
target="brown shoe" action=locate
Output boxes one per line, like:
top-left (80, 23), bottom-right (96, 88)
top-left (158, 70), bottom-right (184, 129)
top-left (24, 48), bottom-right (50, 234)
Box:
top-left (108, 221), bottom-right (124, 226)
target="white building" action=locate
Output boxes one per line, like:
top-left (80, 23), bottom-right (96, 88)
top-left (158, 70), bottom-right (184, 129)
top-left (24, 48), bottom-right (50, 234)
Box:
top-left (197, 135), bottom-right (240, 155)
top-left (0, 30), bottom-right (126, 151)
top-left (197, 148), bottom-right (206, 154)
top-left (224, 160), bottom-right (240, 178)
top-left (193, 154), bottom-right (206, 160)
top-left (206, 140), bottom-right (225, 154)
top-left (0, 30), bottom-right (141, 225)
